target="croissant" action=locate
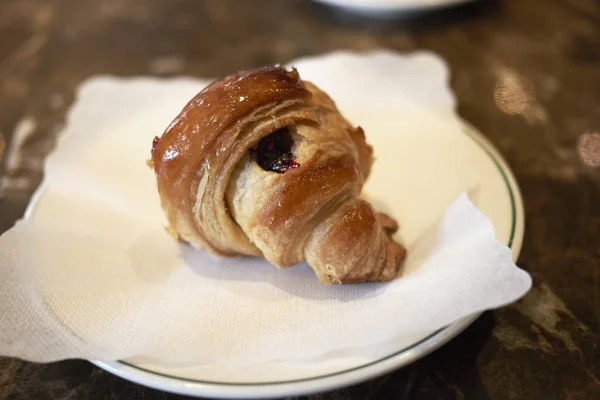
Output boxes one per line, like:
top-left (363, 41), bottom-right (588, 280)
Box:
top-left (150, 66), bottom-right (406, 284)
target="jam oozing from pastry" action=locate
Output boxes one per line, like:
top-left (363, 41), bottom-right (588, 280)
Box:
top-left (252, 127), bottom-right (300, 173)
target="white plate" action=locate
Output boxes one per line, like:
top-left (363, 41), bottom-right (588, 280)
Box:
top-left (27, 122), bottom-right (524, 399)
top-left (312, 0), bottom-right (478, 18)
top-left (24, 51), bottom-right (524, 398)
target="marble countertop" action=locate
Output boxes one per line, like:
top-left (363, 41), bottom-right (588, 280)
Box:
top-left (0, 0), bottom-right (598, 399)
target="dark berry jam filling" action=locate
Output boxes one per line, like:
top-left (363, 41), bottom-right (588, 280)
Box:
top-left (251, 127), bottom-right (300, 173)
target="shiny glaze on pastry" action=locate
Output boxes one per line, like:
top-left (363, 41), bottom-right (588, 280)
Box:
top-left (151, 66), bottom-right (406, 284)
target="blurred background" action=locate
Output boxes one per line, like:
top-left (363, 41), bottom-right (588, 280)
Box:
top-left (0, 0), bottom-right (598, 399)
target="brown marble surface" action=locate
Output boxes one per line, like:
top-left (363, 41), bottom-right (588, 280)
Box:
top-left (0, 0), bottom-right (599, 399)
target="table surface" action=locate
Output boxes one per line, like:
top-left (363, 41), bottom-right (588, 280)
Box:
top-left (1, 0), bottom-right (599, 399)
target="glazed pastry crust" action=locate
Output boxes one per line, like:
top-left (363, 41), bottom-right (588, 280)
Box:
top-left (151, 66), bottom-right (406, 284)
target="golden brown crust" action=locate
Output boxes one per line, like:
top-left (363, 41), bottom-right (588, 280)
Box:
top-left (305, 200), bottom-right (406, 284)
top-left (258, 155), bottom-right (359, 230)
top-left (347, 126), bottom-right (373, 179)
top-left (152, 67), bottom-right (312, 255)
top-left (151, 66), bottom-right (406, 283)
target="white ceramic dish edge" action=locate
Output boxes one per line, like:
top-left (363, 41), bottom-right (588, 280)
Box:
top-left (312, 0), bottom-right (477, 17)
top-left (23, 120), bottom-right (525, 399)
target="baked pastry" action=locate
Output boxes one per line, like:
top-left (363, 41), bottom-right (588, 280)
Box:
top-left (150, 66), bottom-right (406, 284)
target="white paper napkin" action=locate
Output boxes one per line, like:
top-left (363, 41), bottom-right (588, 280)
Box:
top-left (0, 50), bottom-right (531, 366)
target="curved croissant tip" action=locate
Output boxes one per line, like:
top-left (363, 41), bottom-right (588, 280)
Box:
top-left (151, 136), bottom-right (160, 154)
top-left (272, 64), bottom-right (300, 79)
top-left (288, 66), bottom-right (300, 79)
